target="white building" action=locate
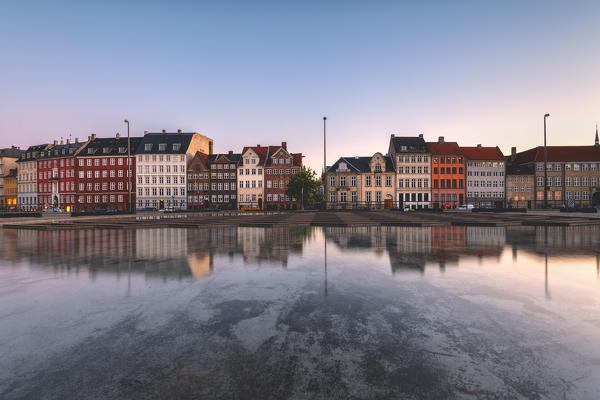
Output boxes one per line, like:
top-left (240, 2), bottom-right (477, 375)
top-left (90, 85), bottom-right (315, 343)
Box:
top-left (463, 145), bottom-right (506, 206)
top-left (388, 134), bottom-right (431, 209)
top-left (135, 131), bottom-right (213, 210)
top-left (17, 144), bottom-right (51, 211)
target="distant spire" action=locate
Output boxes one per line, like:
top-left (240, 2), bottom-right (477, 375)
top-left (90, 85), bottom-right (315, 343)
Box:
top-left (596, 123), bottom-right (599, 146)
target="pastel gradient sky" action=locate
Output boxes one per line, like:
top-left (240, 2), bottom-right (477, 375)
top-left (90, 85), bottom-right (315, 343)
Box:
top-left (1, 0), bottom-right (599, 171)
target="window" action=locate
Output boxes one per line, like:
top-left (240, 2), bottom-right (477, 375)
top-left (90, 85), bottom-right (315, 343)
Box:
top-left (340, 176), bottom-right (346, 186)
top-left (375, 192), bottom-right (382, 202)
top-left (340, 192), bottom-right (347, 202)
top-left (385, 176), bottom-right (391, 186)
top-left (173, 143), bottom-right (181, 151)
top-left (365, 191), bottom-right (371, 202)
top-left (144, 144), bottom-right (152, 151)
top-left (375, 176), bottom-right (381, 186)
top-left (366, 176), bottom-right (372, 186)
top-left (351, 176), bottom-right (356, 186)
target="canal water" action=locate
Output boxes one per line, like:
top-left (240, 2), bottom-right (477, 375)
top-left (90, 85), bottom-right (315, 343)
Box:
top-left (0, 225), bottom-right (599, 399)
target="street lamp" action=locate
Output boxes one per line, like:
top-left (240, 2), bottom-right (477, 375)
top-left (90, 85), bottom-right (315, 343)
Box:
top-left (543, 113), bottom-right (550, 209)
top-left (323, 116), bottom-right (327, 209)
top-left (124, 119), bottom-right (132, 213)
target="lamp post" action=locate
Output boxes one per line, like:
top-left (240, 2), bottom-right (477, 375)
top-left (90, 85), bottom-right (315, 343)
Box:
top-left (543, 113), bottom-right (550, 209)
top-left (323, 116), bottom-right (327, 209)
top-left (124, 119), bottom-right (132, 213)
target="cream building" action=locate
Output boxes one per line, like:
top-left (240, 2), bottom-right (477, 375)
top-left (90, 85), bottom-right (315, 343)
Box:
top-left (0, 147), bottom-right (23, 209)
top-left (388, 134), bottom-right (431, 209)
top-left (237, 145), bottom-right (268, 209)
top-left (135, 131), bottom-right (213, 210)
top-left (326, 152), bottom-right (395, 208)
top-left (462, 145), bottom-right (505, 206)
top-left (17, 144), bottom-right (51, 211)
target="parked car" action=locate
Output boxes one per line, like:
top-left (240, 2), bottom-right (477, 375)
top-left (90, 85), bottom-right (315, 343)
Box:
top-left (456, 204), bottom-right (474, 211)
top-left (43, 207), bottom-right (62, 213)
top-left (158, 207), bottom-right (176, 213)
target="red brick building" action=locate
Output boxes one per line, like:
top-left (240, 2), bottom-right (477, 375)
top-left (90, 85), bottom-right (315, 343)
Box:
top-left (427, 137), bottom-right (466, 209)
top-left (186, 151), bottom-right (210, 210)
top-left (76, 134), bottom-right (142, 212)
top-left (37, 139), bottom-right (87, 211)
top-left (264, 142), bottom-right (302, 210)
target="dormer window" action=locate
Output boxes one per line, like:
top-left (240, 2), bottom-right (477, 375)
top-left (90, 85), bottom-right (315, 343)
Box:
top-left (118, 147), bottom-right (127, 153)
top-left (159, 143), bottom-right (166, 151)
top-left (273, 158), bottom-right (278, 164)
top-left (401, 146), bottom-right (407, 151)
top-left (103, 147), bottom-right (110, 154)
top-left (375, 163), bottom-right (382, 172)
top-left (173, 143), bottom-right (181, 151)
top-left (144, 144), bottom-right (152, 151)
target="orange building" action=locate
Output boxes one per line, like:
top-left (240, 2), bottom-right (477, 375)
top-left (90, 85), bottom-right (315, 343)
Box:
top-left (427, 137), bottom-right (466, 208)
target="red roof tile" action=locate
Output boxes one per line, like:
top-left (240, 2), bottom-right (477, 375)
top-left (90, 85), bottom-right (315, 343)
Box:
top-left (514, 146), bottom-right (600, 163)
top-left (425, 141), bottom-right (463, 156)
top-left (460, 146), bottom-right (505, 161)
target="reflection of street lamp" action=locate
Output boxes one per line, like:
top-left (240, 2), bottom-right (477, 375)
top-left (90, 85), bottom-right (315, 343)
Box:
top-left (323, 116), bottom-right (327, 209)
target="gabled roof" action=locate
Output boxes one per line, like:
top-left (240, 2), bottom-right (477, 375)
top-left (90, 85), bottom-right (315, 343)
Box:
top-left (327, 155), bottom-right (394, 173)
top-left (209, 153), bottom-right (242, 163)
top-left (135, 132), bottom-right (195, 155)
top-left (460, 146), bottom-right (504, 161)
top-left (389, 136), bottom-right (428, 153)
top-left (426, 141), bottom-right (463, 156)
top-left (78, 137), bottom-right (143, 157)
top-left (240, 145), bottom-right (280, 166)
top-left (187, 151), bottom-right (210, 171)
top-left (512, 146), bottom-right (600, 163)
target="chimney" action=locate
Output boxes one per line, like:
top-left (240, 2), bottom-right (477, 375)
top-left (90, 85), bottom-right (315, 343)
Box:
top-left (66, 139), bottom-right (70, 144)
top-left (438, 136), bottom-right (444, 143)
top-left (257, 144), bottom-right (261, 147)
top-left (60, 139), bottom-right (64, 145)
top-left (75, 137), bottom-right (79, 143)
top-left (419, 134), bottom-right (423, 139)
top-left (228, 150), bottom-right (233, 155)
top-left (144, 130), bottom-right (149, 136)
top-left (477, 144), bottom-right (482, 148)
top-left (91, 134), bottom-right (96, 140)
top-left (281, 141), bottom-right (287, 150)
top-left (116, 132), bottom-right (120, 139)
top-left (177, 129), bottom-right (182, 134)
top-left (511, 147), bottom-right (517, 161)
top-left (391, 134), bottom-right (395, 138)
top-left (162, 129), bottom-right (166, 134)
top-left (53, 140), bottom-right (58, 146)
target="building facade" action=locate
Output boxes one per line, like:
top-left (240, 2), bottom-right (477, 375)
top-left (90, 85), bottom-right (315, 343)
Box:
top-left (264, 142), bottom-right (302, 210)
top-left (326, 152), bottom-right (395, 208)
top-left (3, 169), bottom-right (17, 209)
top-left (209, 152), bottom-right (240, 209)
top-left (388, 134), bottom-right (431, 209)
top-left (135, 131), bottom-right (214, 210)
top-left (462, 145), bottom-right (505, 207)
top-left (17, 144), bottom-right (51, 211)
top-left (76, 134), bottom-right (141, 212)
top-left (237, 145), bottom-right (268, 209)
top-left (37, 139), bottom-right (87, 211)
top-left (186, 151), bottom-right (210, 210)
top-left (427, 137), bottom-right (466, 208)
top-left (505, 149), bottom-right (535, 208)
top-left (0, 147), bottom-right (23, 209)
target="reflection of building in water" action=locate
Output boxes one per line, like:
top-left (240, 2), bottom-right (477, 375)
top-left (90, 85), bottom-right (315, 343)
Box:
top-left (506, 225), bottom-right (600, 259)
top-left (325, 225), bottom-right (506, 274)
top-left (239, 226), bottom-right (306, 266)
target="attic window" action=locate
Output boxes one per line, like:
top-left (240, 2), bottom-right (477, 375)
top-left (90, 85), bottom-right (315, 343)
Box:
top-left (159, 143), bottom-right (166, 151)
top-left (144, 144), bottom-right (152, 151)
top-left (87, 148), bottom-right (95, 154)
top-left (61, 149), bottom-right (65, 155)
top-left (173, 143), bottom-right (181, 151)
top-left (103, 147), bottom-right (110, 154)
top-left (118, 147), bottom-right (127, 153)
top-left (375, 163), bottom-right (382, 172)
top-left (401, 146), bottom-right (407, 151)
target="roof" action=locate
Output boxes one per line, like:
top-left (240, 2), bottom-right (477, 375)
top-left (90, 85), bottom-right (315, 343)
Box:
top-left (240, 145), bottom-right (271, 165)
top-left (426, 141), bottom-right (463, 156)
top-left (460, 146), bottom-right (505, 161)
top-left (78, 137), bottom-right (143, 157)
top-left (187, 151), bottom-right (210, 171)
top-left (18, 144), bottom-right (52, 161)
top-left (209, 153), bottom-right (242, 163)
top-left (327, 154), bottom-right (394, 173)
top-left (5, 168), bottom-right (17, 178)
top-left (389, 136), bottom-right (428, 153)
top-left (135, 132), bottom-right (196, 154)
top-left (0, 147), bottom-right (25, 159)
top-left (37, 142), bottom-right (85, 159)
top-left (505, 158), bottom-right (535, 175)
top-left (511, 146), bottom-right (600, 164)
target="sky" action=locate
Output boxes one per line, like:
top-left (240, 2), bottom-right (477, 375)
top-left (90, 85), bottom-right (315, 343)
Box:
top-left (1, 0), bottom-right (599, 172)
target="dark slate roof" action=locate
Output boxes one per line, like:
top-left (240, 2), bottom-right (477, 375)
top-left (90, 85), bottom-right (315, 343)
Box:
top-left (135, 132), bottom-right (195, 155)
top-left (327, 155), bottom-right (394, 173)
top-left (0, 147), bottom-right (25, 159)
top-left (210, 153), bottom-right (242, 163)
top-left (37, 142), bottom-right (85, 159)
top-left (78, 137), bottom-right (143, 157)
top-left (506, 158), bottom-right (535, 175)
top-left (18, 144), bottom-right (51, 161)
top-left (389, 136), bottom-right (428, 153)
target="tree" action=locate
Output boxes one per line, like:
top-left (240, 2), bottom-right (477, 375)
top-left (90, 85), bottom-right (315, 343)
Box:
top-left (286, 167), bottom-right (322, 210)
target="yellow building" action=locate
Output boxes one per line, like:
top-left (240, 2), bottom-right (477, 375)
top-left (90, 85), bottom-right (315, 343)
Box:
top-left (3, 169), bottom-right (18, 209)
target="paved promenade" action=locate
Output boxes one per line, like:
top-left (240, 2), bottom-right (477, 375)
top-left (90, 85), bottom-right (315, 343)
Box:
top-left (2, 209), bottom-right (599, 230)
